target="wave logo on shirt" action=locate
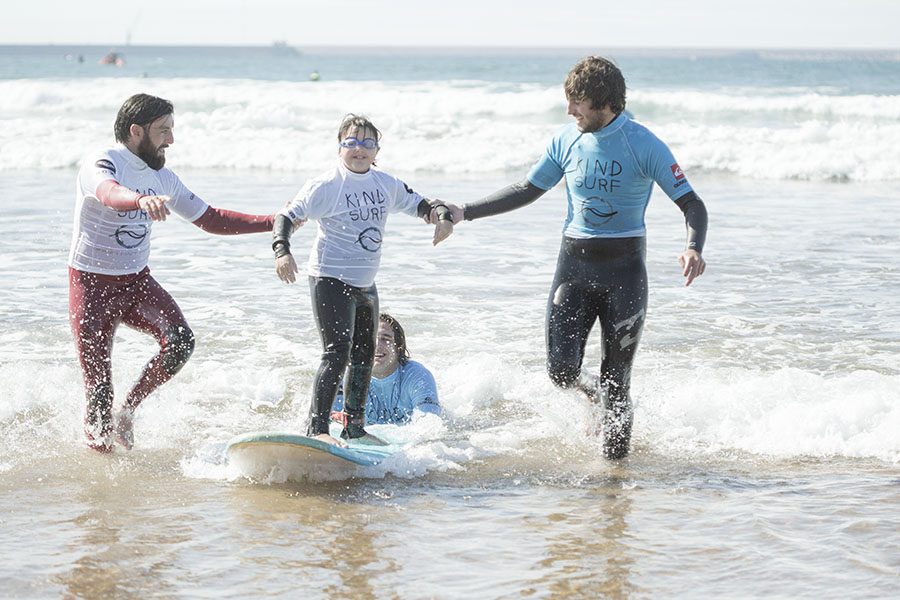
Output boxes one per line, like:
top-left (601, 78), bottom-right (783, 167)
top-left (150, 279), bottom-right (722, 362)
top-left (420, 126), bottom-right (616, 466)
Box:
top-left (356, 227), bottom-right (383, 252)
top-left (580, 196), bottom-right (618, 227)
top-left (670, 163), bottom-right (685, 180)
top-left (95, 159), bottom-right (116, 175)
top-left (111, 224), bottom-right (148, 248)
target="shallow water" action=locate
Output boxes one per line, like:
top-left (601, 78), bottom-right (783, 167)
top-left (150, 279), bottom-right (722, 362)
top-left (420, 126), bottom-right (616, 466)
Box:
top-left (4, 441), bottom-right (898, 599)
top-left (2, 167), bottom-right (899, 598)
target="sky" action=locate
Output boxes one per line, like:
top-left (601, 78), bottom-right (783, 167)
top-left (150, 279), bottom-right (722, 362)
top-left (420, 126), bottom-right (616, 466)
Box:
top-left (3, 0), bottom-right (899, 49)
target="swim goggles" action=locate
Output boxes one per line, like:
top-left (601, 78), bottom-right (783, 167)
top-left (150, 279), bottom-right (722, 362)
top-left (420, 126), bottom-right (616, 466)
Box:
top-left (339, 137), bottom-right (379, 150)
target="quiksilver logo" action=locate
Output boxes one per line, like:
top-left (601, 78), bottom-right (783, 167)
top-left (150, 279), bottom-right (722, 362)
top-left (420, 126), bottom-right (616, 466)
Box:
top-left (95, 159), bottom-right (116, 174)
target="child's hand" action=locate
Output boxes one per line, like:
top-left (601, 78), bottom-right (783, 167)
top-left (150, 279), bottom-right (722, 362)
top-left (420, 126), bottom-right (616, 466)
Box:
top-left (275, 254), bottom-right (299, 283)
top-left (433, 220), bottom-right (453, 245)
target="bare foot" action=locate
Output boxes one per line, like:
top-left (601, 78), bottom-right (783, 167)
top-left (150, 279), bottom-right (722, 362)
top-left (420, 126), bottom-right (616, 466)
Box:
top-left (579, 372), bottom-right (603, 404)
top-left (85, 435), bottom-right (114, 453)
top-left (580, 374), bottom-right (604, 437)
top-left (585, 403), bottom-right (603, 438)
top-left (114, 405), bottom-right (135, 450)
top-left (309, 433), bottom-right (347, 448)
top-left (352, 432), bottom-right (389, 446)
top-left (84, 421), bottom-right (114, 453)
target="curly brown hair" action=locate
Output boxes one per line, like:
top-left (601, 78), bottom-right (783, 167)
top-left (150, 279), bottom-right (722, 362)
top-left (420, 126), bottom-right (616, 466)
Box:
top-left (564, 56), bottom-right (627, 115)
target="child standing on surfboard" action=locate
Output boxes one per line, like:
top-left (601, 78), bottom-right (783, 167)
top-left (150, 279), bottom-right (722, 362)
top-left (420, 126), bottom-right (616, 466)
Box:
top-left (272, 114), bottom-right (453, 447)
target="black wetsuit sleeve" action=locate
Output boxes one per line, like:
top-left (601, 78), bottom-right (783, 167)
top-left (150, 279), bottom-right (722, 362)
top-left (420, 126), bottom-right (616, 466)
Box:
top-left (463, 178), bottom-right (547, 221)
top-left (674, 191), bottom-right (708, 254)
top-left (272, 214), bottom-right (294, 258)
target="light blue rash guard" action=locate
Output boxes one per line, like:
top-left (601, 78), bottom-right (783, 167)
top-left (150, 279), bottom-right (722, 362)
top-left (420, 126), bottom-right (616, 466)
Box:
top-left (527, 114), bottom-right (693, 239)
top-left (333, 360), bottom-right (441, 425)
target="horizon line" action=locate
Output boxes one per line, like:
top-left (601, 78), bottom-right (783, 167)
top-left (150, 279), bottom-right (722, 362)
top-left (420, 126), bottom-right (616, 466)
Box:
top-left (3, 43), bottom-right (899, 53)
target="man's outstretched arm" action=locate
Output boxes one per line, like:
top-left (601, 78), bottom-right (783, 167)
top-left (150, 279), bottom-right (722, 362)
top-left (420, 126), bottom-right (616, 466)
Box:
top-left (192, 206), bottom-right (275, 235)
top-left (429, 178), bottom-right (547, 230)
top-left (462, 178), bottom-right (547, 221)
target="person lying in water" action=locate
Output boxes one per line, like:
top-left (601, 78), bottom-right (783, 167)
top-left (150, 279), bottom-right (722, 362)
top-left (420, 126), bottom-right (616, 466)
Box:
top-left (332, 313), bottom-right (442, 425)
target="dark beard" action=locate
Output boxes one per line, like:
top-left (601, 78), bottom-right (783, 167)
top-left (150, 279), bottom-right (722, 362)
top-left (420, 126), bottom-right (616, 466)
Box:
top-left (137, 135), bottom-right (166, 170)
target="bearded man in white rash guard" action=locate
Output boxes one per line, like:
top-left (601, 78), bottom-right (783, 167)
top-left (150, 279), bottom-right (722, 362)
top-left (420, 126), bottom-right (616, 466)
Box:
top-left (69, 93), bottom-right (275, 452)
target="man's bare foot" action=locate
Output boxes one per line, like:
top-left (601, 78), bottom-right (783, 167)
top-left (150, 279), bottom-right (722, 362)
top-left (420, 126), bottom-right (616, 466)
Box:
top-left (338, 418), bottom-right (389, 446)
top-left (85, 434), bottom-right (114, 453)
top-left (580, 374), bottom-right (604, 437)
top-left (579, 372), bottom-right (603, 404)
top-left (309, 433), bottom-right (347, 448)
top-left (114, 405), bottom-right (135, 450)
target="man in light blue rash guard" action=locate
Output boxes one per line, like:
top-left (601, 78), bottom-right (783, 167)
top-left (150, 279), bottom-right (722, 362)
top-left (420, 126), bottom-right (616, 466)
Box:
top-left (332, 313), bottom-right (441, 424)
top-left (434, 57), bottom-right (708, 459)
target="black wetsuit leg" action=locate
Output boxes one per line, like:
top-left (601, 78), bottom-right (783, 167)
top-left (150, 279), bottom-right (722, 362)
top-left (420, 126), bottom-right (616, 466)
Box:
top-left (308, 276), bottom-right (379, 436)
top-left (545, 236), bottom-right (648, 458)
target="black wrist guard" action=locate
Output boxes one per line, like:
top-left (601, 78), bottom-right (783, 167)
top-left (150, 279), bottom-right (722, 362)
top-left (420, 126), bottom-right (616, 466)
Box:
top-left (272, 214), bottom-right (294, 257)
top-left (273, 240), bottom-right (291, 258)
top-left (435, 204), bottom-right (453, 223)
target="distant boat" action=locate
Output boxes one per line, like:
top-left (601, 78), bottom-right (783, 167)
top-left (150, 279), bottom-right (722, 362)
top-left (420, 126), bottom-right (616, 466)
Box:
top-left (271, 41), bottom-right (299, 55)
top-left (99, 52), bottom-right (125, 67)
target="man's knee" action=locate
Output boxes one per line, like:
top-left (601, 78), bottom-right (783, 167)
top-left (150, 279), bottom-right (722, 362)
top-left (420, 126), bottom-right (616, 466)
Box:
top-left (547, 360), bottom-right (580, 390)
top-left (162, 325), bottom-right (195, 375)
top-left (321, 340), bottom-right (352, 371)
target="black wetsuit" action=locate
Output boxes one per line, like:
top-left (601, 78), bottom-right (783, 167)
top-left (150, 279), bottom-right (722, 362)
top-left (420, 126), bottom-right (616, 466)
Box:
top-left (464, 176), bottom-right (706, 459)
top-left (545, 236), bottom-right (647, 404)
top-left (273, 197), bottom-right (446, 439)
top-left (307, 276), bottom-right (378, 437)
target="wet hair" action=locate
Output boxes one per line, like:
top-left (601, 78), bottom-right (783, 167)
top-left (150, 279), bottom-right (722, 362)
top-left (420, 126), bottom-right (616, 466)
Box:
top-left (114, 93), bottom-right (174, 143)
top-left (379, 313), bottom-right (410, 366)
top-left (337, 113), bottom-right (382, 144)
top-left (564, 56), bottom-right (627, 115)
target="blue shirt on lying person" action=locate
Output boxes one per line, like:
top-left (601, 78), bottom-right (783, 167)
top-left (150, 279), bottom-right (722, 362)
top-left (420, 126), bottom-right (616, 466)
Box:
top-left (332, 313), bottom-right (441, 425)
top-left (333, 359), bottom-right (440, 424)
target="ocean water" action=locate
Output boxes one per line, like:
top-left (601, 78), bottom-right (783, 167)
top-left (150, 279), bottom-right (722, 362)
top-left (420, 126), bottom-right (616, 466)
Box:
top-left (1, 45), bottom-right (899, 599)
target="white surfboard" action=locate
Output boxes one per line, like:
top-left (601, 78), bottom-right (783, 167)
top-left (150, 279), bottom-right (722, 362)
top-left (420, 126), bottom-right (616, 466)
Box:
top-left (226, 427), bottom-right (401, 481)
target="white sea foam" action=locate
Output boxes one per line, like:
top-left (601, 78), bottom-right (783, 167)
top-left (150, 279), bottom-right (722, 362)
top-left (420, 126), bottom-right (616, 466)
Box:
top-left (3, 346), bottom-right (897, 483)
top-left (2, 77), bottom-right (898, 180)
top-left (639, 366), bottom-right (900, 463)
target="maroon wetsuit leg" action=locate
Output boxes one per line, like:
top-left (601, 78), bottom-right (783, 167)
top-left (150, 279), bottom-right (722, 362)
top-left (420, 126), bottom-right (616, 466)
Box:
top-left (69, 267), bottom-right (142, 449)
top-left (69, 267), bottom-right (192, 449)
top-left (119, 273), bottom-right (193, 409)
